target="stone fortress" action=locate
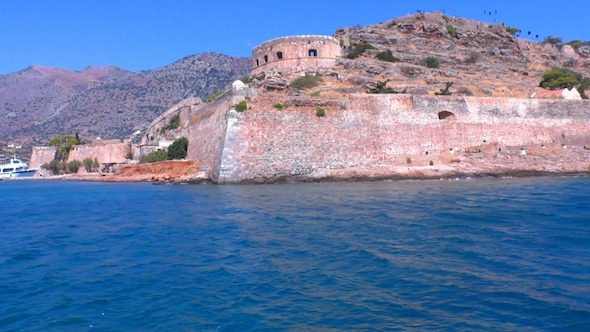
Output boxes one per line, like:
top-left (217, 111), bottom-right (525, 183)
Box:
top-left (251, 35), bottom-right (342, 76)
top-left (29, 14), bottom-right (590, 183)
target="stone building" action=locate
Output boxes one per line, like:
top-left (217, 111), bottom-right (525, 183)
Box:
top-left (251, 35), bottom-right (342, 76)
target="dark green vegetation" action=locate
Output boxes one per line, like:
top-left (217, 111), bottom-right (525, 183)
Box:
top-left (505, 26), bottom-right (520, 36)
top-left (289, 74), bottom-right (323, 90)
top-left (539, 68), bottom-right (589, 98)
top-left (167, 137), bottom-right (188, 160)
top-left (48, 134), bottom-right (81, 161)
top-left (164, 114), bottom-right (180, 131)
top-left (446, 25), bottom-right (458, 39)
top-left (316, 108), bottom-right (326, 117)
top-left (235, 101), bottom-right (247, 112)
top-left (139, 137), bottom-right (189, 163)
top-left (425, 56), bottom-right (440, 69)
top-left (435, 82), bottom-right (454, 96)
top-left (346, 43), bottom-right (377, 59)
top-left (366, 80), bottom-right (406, 94)
top-left (375, 50), bottom-right (400, 63)
top-left (140, 150), bottom-right (168, 164)
top-left (273, 102), bottom-right (285, 110)
top-left (83, 157), bottom-right (100, 172)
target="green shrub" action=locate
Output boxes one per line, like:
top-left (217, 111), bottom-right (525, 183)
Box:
top-left (273, 102), bottom-right (285, 110)
top-left (167, 137), bottom-right (189, 160)
top-left (235, 101), bottom-right (247, 112)
top-left (429, 160), bottom-right (434, 166)
top-left (164, 114), bottom-right (180, 130)
top-left (543, 36), bottom-right (563, 47)
top-left (446, 25), bottom-right (458, 39)
top-left (435, 82), bottom-right (454, 96)
top-left (505, 26), bottom-right (520, 36)
top-left (67, 160), bottom-right (82, 174)
top-left (289, 73), bottom-right (323, 90)
top-left (125, 152), bottom-right (133, 160)
top-left (83, 157), bottom-right (94, 172)
top-left (140, 150), bottom-right (168, 164)
top-left (425, 56), bottom-right (440, 68)
top-left (346, 43), bottom-right (377, 59)
top-left (366, 79), bottom-right (406, 94)
top-left (316, 108), bottom-right (326, 117)
top-left (93, 158), bottom-right (100, 172)
top-left (375, 50), bottom-right (400, 62)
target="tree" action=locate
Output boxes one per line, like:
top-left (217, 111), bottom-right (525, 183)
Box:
top-left (48, 135), bottom-right (80, 161)
top-left (539, 68), bottom-right (580, 89)
top-left (167, 137), bottom-right (189, 160)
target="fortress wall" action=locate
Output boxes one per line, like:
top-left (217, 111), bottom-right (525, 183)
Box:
top-left (29, 146), bottom-right (56, 169)
top-left (185, 93), bottom-right (245, 178)
top-left (251, 35), bottom-right (342, 76)
top-left (67, 141), bottom-right (131, 165)
top-left (214, 94), bottom-right (590, 183)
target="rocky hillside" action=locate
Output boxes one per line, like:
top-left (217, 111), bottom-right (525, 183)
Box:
top-left (0, 53), bottom-right (250, 146)
top-left (332, 12), bottom-right (590, 97)
top-left (255, 12), bottom-right (589, 99)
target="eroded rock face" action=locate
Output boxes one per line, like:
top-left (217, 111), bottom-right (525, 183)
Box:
top-left (332, 12), bottom-right (590, 98)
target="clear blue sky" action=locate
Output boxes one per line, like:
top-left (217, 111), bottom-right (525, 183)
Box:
top-left (1, 0), bottom-right (588, 74)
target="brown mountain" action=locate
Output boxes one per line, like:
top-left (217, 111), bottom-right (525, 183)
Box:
top-left (0, 53), bottom-right (250, 146)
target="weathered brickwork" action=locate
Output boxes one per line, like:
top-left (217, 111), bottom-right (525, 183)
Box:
top-left (183, 92), bottom-right (246, 178)
top-left (67, 140), bottom-right (131, 165)
top-left (29, 146), bottom-right (57, 169)
top-left (207, 94), bottom-right (590, 183)
top-left (251, 35), bottom-right (342, 76)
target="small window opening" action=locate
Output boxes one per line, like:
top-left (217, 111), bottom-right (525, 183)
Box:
top-left (276, 51), bottom-right (283, 60)
top-left (308, 49), bottom-right (318, 57)
top-left (438, 110), bottom-right (456, 120)
top-left (256, 59), bottom-right (259, 66)
top-left (264, 55), bottom-right (268, 63)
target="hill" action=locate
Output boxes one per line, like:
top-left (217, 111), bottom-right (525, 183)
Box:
top-left (0, 53), bottom-right (250, 147)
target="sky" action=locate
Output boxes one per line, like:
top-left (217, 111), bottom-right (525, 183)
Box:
top-left (1, 1), bottom-right (589, 75)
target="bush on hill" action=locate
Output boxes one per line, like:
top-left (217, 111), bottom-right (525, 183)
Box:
top-left (346, 43), bottom-right (377, 59)
top-left (289, 74), bottom-right (323, 90)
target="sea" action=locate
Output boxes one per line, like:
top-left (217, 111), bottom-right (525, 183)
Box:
top-left (1, 177), bottom-right (589, 331)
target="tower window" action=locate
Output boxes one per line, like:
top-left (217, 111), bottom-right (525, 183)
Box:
top-left (308, 49), bottom-right (318, 57)
top-left (264, 55), bottom-right (268, 63)
top-left (276, 51), bottom-right (283, 60)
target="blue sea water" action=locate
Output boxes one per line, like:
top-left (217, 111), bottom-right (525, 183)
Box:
top-left (0, 177), bottom-right (589, 331)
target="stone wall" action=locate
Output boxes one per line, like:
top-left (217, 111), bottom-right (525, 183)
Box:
top-left (29, 146), bottom-right (56, 169)
top-left (183, 92), bottom-right (247, 178)
top-left (251, 35), bottom-right (342, 76)
top-left (211, 94), bottom-right (590, 183)
top-left (67, 141), bottom-right (131, 165)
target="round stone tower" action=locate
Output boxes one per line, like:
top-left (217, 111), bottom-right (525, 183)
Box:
top-left (251, 35), bottom-right (342, 76)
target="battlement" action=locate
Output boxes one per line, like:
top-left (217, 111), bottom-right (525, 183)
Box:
top-left (251, 35), bottom-right (342, 76)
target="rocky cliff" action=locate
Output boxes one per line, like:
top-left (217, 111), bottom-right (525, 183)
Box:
top-left (330, 12), bottom-right (590, 97)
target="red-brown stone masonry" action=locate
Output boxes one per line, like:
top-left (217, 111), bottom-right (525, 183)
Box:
top-left (185, 94), bottom-right (243, 178)
top-left (214, 94), bottom-right (590, 183)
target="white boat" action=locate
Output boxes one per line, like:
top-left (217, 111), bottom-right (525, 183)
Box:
top-left (0, 156), bottom-right (36, 179)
